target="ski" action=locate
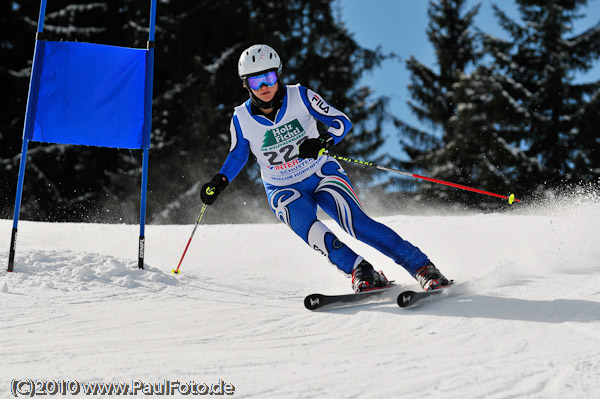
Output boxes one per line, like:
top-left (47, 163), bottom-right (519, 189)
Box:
top-left (397, 284), bottom-right (453, 308)
top-left (304, 286), bottom-right (396, 311)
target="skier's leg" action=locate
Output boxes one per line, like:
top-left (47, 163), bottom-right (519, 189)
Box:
top-left (314, 159), bottom-right (430, 275)
top-left (265, 184), bottom-right (361, 274)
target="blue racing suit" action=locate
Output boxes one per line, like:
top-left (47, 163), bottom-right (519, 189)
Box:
top-left (218, 84), bottom-right (430, 276)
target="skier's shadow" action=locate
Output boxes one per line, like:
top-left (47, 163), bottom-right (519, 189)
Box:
top-left (321, 294), bottom-right (600, 323)
top-left (412, 295), bottom-right (600, 323)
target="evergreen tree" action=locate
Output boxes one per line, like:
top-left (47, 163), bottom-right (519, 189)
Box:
top-left (0, 1), bottom-right (40, 217)
top-left (483, 0), bottom-right (600, 196)
top-left (444, 67), bottom-right (534, 207)
top-left (393, 0), bottom-right (483, 205)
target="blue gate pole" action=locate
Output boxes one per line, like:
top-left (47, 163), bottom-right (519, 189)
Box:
top-left (8, 0), bottom-right (48, 272)
top-left (138, 0), bottom-right (157, 269)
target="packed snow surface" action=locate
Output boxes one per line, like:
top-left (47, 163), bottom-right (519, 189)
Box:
top-left (1, 195), bottom-right (600, 398)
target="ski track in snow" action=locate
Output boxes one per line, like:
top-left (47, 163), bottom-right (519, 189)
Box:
top-left (1, 198), bottom-right (600, 398)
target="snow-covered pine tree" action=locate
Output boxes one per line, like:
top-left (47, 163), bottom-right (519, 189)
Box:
top-left (483, 0), bottom-right (600, 196)
top-left (445, 67), bottom-right (536, 208)
top-left (393, 0), bottom-right (483, 206)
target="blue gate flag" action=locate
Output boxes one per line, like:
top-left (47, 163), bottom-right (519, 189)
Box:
top-left (29, 41), bottom-right (148, 149)
top-left (8, 0), bottom-right (158, 273)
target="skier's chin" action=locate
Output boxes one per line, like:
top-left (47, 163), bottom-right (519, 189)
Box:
top-left (257, 92), bottom-right (276, 102)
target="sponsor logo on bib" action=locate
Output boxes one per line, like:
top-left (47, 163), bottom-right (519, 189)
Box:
top-left (262, 119), bottom-right (304, 150)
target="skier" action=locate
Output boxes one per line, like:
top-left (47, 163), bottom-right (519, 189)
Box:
top-left (200, 44), bottom-right (451, 292)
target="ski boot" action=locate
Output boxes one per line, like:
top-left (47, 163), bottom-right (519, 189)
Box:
top-left (414, 262), bottom-right (452, 291)
top-left (351, 260), bottom-right (391, 293)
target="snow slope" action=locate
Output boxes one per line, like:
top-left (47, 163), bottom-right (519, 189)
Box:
top-left (1, 195), bottom-right (600, 398)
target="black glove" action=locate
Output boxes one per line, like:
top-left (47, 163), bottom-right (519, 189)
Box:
top-left (200, 174), bottom-right (229, 205)
top-left (298, 135), bottom-right (334, 159)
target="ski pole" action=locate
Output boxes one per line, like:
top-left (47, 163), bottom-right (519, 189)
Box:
top-left (329, 154), bottom-right (520, 204)
top-left (172, 203), bottom-right (208, 274)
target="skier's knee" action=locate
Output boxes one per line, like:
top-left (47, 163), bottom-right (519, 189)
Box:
top-left (307, 221), bottom-right (335, 257)
top-left (307, 221), bottom-right (356, 274)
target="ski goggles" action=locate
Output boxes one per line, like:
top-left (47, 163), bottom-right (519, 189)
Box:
top-left (245, 71), bottom-right (278, 90)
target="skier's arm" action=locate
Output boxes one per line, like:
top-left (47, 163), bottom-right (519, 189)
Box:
top-left (219, 114), bottom-right (250, 182)
top-left (200, 114), bottom-right (249, 205)
top-left (298, 85), bottom-right (353, 145)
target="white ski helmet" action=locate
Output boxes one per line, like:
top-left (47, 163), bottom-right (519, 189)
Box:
top-left (238, 44), bottom-right (282, 78)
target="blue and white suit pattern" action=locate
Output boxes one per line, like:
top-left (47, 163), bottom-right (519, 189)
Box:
top-left (219, 84), bottom-right (430, 275)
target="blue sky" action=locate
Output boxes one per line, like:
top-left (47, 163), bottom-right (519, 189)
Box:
top-left (339, 0), bottom-right (600, 159)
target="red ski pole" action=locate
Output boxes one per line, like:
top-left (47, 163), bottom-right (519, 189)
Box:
top-left (330, 154), bottom-right (520, 204)
top-left (172, 203), bottom-right (207, 274)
